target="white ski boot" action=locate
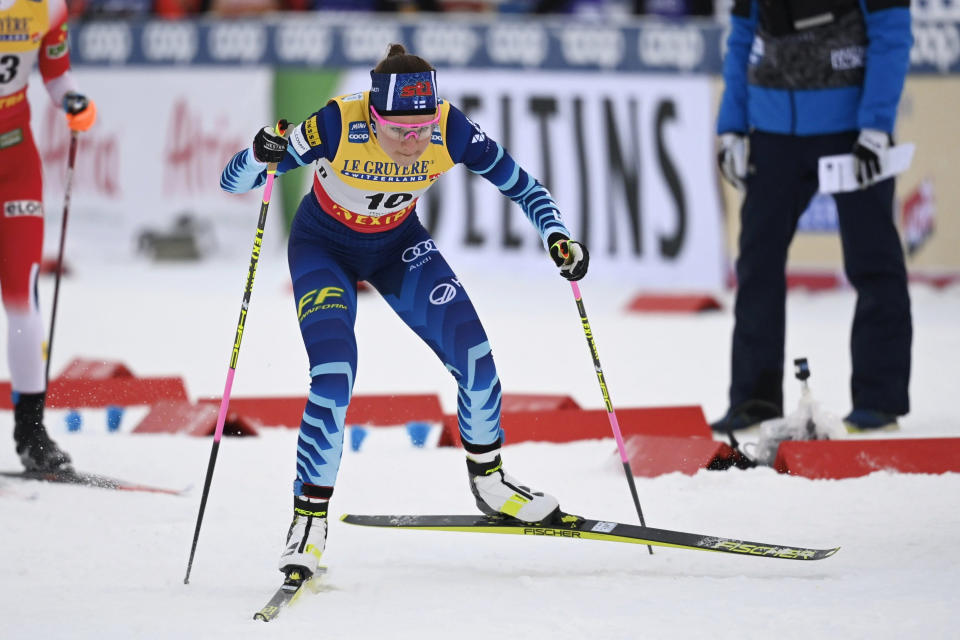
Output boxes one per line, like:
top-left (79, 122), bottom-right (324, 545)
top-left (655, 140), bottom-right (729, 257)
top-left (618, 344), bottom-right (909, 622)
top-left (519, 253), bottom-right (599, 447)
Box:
top-left (466, 444), bottom-right (560, 523)
top-left (278, 496), bottom-right (328, 576)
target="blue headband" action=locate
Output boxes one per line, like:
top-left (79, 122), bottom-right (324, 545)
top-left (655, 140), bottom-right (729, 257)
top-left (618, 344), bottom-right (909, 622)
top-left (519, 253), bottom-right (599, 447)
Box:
top-left (369, 70), bottom-right (438, 116)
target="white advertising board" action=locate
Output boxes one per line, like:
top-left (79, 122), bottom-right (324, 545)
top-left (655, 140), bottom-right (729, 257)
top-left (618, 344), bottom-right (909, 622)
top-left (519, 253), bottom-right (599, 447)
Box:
top-left (27, 68), bottom-right (274, 263)
top-left (332, 68), bottom-right (725, 289)
top-left (27, 66), bottom-right (724, 289)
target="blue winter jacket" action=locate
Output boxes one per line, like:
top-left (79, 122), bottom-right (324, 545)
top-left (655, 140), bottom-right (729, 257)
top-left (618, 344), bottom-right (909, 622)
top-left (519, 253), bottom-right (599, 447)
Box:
top-left (717, 0), bottom-right (912, 136)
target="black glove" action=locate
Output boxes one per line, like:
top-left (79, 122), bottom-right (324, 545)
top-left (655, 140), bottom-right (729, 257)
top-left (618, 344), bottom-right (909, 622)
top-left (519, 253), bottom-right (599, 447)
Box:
top-left (852, 128), bottom-right (891, 187)
top-left (252, 120), bottom-right (290, 164)
top-left (62, 91), bottom-right (97, 132)
top-left (62, 91), bottom-right (89, 115)
top-left (548, 232), bottom-right (589, 281)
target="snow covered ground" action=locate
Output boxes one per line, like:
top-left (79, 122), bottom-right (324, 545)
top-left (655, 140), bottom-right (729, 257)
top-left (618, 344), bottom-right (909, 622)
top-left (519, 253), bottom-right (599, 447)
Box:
top-left (1, 243), bottom-right (958, 639)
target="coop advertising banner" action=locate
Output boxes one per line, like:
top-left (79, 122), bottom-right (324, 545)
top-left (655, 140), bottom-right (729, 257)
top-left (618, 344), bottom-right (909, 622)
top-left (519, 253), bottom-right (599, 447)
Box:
top-left (28, 68), bottom-right (273, 263)
top-left (66, 16), bottom-right (960, 74)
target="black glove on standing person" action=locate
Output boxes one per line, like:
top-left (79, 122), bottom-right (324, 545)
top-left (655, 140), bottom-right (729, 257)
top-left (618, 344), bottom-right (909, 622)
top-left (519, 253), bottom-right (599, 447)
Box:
top-left (548, 233), bottom-right (589, 281)
top-left (852, 128), bottom-right (891, 187)
top-left (252, 120), bottom-right (290, 164)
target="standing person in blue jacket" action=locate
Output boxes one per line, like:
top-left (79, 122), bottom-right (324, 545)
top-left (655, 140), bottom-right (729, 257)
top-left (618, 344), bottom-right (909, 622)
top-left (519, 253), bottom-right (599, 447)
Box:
top-left (712, 0), bottom-right (913, 434)
top-left (220, 44), bottom-right (588, 579)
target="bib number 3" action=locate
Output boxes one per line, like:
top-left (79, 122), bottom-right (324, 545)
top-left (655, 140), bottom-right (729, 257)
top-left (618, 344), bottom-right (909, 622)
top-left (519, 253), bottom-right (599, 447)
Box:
top-left (0, 55), bottom-right (21, 83)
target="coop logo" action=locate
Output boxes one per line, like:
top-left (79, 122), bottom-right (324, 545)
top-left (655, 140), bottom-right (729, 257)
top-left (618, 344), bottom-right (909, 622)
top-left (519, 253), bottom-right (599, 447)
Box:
top-left (208, 23), bottom-right (266, 63)
top-left (911, 23), bottom-right (960, 72)
top-left (276, 23), bottom-right (332, 64)
top-left (402, 239), bottom-right (437, 267)
top-left (4, 200), bottom-right (43, 217)
top-left (343, 24), bottom-right (403, 64)
top-left (488, 24), bottom-right (548, 67)
top-left (297, 286), bottom-right (347, 322)
top-left (142, 22), bottom-right (198, 63)
top-left (638, 25), bottom-right (704, 71)
top-left (348, 121), bottom-right (369, 143)
top-left (413, 24), bottom-right (479, 65)
top-left (77, 22), bottom-right (132, 63)
top-left (429, 279), bottom-right (461, 305)
top-left (560, 26), bottom-right (624, 69)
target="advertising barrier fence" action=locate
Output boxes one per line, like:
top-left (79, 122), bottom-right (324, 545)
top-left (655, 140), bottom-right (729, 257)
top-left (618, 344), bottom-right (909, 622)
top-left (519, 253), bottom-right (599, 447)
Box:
top-left (27, 16), bottom-right (960, 288)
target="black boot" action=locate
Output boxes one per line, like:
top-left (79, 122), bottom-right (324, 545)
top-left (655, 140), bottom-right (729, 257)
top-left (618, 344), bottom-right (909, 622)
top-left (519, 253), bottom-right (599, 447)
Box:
top-left (13, 392), bottom-right (72, 472)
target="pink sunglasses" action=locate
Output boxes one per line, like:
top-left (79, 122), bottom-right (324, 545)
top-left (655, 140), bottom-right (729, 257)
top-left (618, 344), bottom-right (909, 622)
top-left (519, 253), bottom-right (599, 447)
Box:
top-left (369, 105), bottom-right (440, 141)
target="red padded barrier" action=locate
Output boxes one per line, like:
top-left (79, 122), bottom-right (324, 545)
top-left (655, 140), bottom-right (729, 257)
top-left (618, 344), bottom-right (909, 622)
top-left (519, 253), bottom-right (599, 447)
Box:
top-left (347, 394), bottom-right (444, 425)
top-left (500, 394), bottom-right (580, 412)
top-left (133, 400), bottom-right (258, 437)
top-left (439, 405), bottom-right (711, 447)
top-left (197, 397), bottom-right (304, 428)
top-left (0, 377), bottom-right (188, 409)
top-left (623, 434), bottom-right (739, 477)
top-left (774, 438), bottom-right (960, 479)
top-left (197, 393), bottom-right (445, 428)
top-left (55, 358), bottom-right (134, 380)
top-left (626, 294), bottom-right (722, 313)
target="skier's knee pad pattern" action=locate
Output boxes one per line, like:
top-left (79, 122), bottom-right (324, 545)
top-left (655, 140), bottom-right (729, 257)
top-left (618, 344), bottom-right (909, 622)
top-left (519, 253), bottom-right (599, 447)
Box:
top-left (296, 361), bottom-right (353, 488)
top-left (447, 341), bottom-right (503, 447)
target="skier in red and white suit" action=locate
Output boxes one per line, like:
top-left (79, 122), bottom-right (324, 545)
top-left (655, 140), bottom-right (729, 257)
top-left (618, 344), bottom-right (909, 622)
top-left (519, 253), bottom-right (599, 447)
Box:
top-left (0, 0), bottom-right (96, 470)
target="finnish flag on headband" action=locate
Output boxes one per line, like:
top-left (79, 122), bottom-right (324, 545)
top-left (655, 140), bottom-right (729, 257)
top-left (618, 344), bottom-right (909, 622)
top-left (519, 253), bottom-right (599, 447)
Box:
top-left (369, 70), bottom-right (438, 116)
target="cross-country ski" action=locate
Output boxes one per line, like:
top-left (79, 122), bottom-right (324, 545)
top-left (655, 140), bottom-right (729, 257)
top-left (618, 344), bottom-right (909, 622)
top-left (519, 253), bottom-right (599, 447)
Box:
top-left (0, 469), bottom-right (187, 496)
top-left (340, 512), bottom-right (840, 561)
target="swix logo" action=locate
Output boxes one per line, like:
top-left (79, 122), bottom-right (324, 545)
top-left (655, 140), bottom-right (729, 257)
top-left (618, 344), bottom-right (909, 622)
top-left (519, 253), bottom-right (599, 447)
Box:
top-left (400, 81), bottom-right (433, 97)
top-left (4, 200), bottom-right (43, 217)
top-left (297, 286), bottom-right (347, 322)
top-left (466, 118), bottom-right (485, 144)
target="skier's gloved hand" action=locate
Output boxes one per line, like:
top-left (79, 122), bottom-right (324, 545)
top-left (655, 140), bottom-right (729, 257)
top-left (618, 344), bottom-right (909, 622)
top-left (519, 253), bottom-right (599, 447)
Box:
top-left (62, 92), bottom-right (96, 132)
top-left (852, 128), bottom-right (891, 187)
top-left (717, 132), bottom-right (747, 191)
top-left (252, 120), bottom-right (290, 164)
top-left (548, 232), bottom-right (589, 281)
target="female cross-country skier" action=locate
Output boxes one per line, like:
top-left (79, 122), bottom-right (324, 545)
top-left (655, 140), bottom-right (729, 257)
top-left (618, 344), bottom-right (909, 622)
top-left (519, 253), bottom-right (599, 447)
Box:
top-left (220, 43), bottom-right (588, 579)
top-left (0, 0), bottom-right (96, 471)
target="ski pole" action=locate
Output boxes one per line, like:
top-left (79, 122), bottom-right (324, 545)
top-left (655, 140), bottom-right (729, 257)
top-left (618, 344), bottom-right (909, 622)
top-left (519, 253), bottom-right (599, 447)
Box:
top-left (44, 130), bottom-right (79, 386)
top-left (568, 280), bottom-right (653, 554)
top-left (185, 120), bottom-right (288, 584)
